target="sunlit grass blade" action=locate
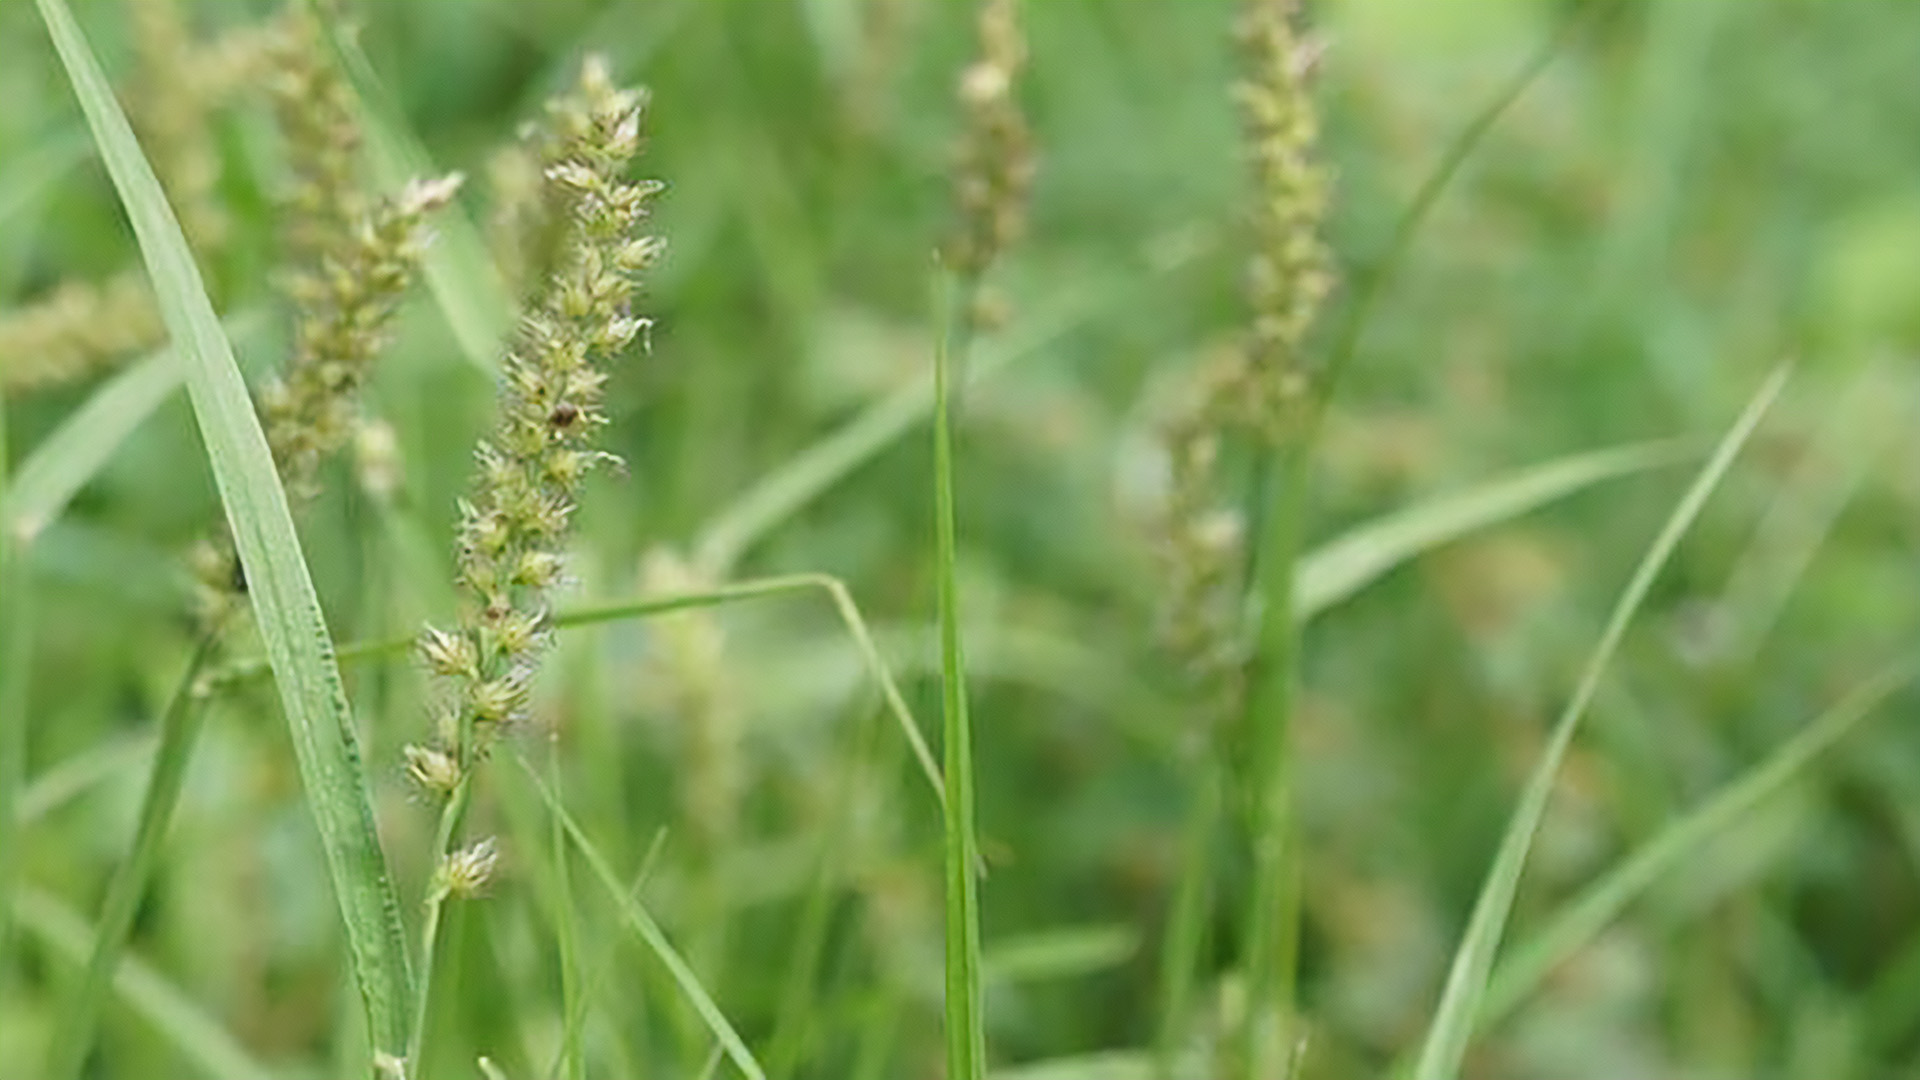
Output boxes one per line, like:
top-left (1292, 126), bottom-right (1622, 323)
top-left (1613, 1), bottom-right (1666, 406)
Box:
top-left (15, 886), bottom-right (275, 1080)
top-left (933, 272), bottom-right (986, 1080)
top-left (45, 634), bottom-right (217, 1080)
top-left (1294, 438), bottom-right (1689, 623)
top-left (34, 0), bottom-right (415, 1060)
top-left (1410, 364), bottom-right (1789, 1080)
top-left (1480, 654), bottom-right (1916, 1026)
top-left (511, 752), bottom-right (766, 1080)
top-left (546, 739), bottom-right (585, 1080)
top-left (982, 924), bottom-right (1138, 985)
top-left (3, 311), bottom-right (265, 545)
top-left (310, 9), bottom-right (508, 374)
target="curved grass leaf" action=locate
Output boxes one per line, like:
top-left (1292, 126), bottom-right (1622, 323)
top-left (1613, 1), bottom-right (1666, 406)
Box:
top-left (1294, 438), bottom-right (1689, 623)
top-left (512, 753), bottom-right (766, 1080)
top-left (1480, 655), bottom-right (1916, 1026)
top-left (34, 0), bottom-right (414, 1059)
top-left (1410, 365), bottom-right (1789, 1080)
top-left (4, 311), bottom-right (265, 545)
top-left (15, 886), bottom-right (275, 1080)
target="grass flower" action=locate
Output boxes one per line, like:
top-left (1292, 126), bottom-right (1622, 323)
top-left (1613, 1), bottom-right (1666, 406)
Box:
top-left (414, 51), bottom-right (660, 812)
top-left (944, 0), bottom-right (1035, 324)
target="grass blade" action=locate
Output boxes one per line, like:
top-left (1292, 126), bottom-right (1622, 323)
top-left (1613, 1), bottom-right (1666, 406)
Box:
top-left (17, 731), bottom-right (155, 825)
top-left (0, 126), bottom-right (88, 233)
top-left (1410, 364), bottom-right (1789, 1080)
top-left (1480, 655), bottom-right (1916, 1026)
top-left (934, 274), bottom-right (986, 1080)
top-left (15, 886), bottom-right (275, 1080)
top-left (511, 753), bottom-right (766, 1080)
top-left (1294, 438), bottom-right (1689, 623)
top-left (3, 311), bottom-right (264, 545)
top-left (45, 635), bottom-right (217, 1080)
top-left (34, 0), bottom-right (415, 1059)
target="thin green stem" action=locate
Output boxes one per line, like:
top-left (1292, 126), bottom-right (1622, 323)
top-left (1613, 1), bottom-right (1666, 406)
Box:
top-left (46, 630), bottom-right (221, 1080)
top-left (935, 268), bottom-right (986, 1080)
top-left (1155, 745), bottom-right (1224, 1075)
top-left (407, 774), bottom-right (474, 1074)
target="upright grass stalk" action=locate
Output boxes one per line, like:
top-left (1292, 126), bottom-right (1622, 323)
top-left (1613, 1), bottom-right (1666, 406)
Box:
top-left (1410, 365), bottom-right (1788, 1080)
top-left (35, 0), bottom-right (416, 1064)
top-left (1147, 7), bottom-right (1593, 1073)
top-left (934, 269), bottom-right (986, 1080)
top-left (934, 2), bottom-right (1032, 1071)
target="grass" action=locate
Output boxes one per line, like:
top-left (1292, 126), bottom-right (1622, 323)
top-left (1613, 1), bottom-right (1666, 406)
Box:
top-left (7, 2), bottom-right (1920, 1078)
top-left (34, 0), bottom-right (414, 1062)
top-left (934, 269), bottom-right (986, 1080)
top-left (1411, 364), bottom-right (1789, 1080)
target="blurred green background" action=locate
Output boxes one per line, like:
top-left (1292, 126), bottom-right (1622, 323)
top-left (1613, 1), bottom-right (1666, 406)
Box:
top-left (5, 0), bottom-right (1920, 1077)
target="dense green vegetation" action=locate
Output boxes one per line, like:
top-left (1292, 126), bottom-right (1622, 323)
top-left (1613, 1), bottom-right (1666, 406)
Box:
top-left (5, 1), bottom-right (1920, 1078)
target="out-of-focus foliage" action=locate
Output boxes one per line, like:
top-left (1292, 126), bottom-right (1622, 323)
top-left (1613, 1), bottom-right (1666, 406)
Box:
top-left (5, 1), bottom-right (1920, 1078)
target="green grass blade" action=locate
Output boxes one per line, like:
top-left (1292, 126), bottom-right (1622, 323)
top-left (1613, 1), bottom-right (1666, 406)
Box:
top-left (1480, 655), bottom-right (1916, 1026)
top-left (17, 731), bottom-right (155, 825)
top-left (1294, 438), bottom-right (1689, 623)
top-left (547, 740), bottom-right (585, 1080)
top-left (1409, 364), bottom-right (1789, 1080)
top-left (991, 1050), bottom-right (1160, 1080)
top-left (45, 634), bottom-right (217, 1080)
top-left (982, 924), bottom-right (1139, 985)
top-left (4, 311), bottom-right (264, 545)
top-left (0, 126), bottom-right (88, 233)
top-left (15, 886), bottom-right (276, 1080)
top-left (934, 273), bottom-right (985, 1080)
top-left (511, 752), bottom-right (766, 1080)
top-left (34, 0), bottom-right (415, 1059)
top-left (311, 11), bottom-right (508, 375)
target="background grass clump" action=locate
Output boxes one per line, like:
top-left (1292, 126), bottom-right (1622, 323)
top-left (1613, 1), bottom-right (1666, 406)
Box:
top-left (6, 1), bottom-right (1920, 1079)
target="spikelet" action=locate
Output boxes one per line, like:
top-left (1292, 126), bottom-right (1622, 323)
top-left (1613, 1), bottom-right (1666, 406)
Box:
top-left (944, 0), bottom-right (1035, 317)
top-left (260, 173), bottom-right (464, 503)
top-left (1232, 0), bottom-right (1333, 442)
top-left (1151, 0), bottom-right (1332, 690)
top-left (412, 56), bottom-right (662, 788)
top-left (191, 10), bottom-right (456, 627)
top-left (0, 275), bottom-right (165, 391)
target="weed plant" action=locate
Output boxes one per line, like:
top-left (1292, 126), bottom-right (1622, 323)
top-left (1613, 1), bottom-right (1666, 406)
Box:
top-left (5, 2), bottom-right (1920, 1079)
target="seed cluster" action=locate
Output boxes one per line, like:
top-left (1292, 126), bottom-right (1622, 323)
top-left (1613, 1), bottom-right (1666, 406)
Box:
top-left (1233, 0), bottom-right (1333, 441)
top-left (415, 57), bottom-right (662, 777)
top-left (1153, 0), bottom-right (1332, 683)
top-left (945, 0), bottom-right (1036, 290)
top-left (261, 174), bottom-right (464, 503)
